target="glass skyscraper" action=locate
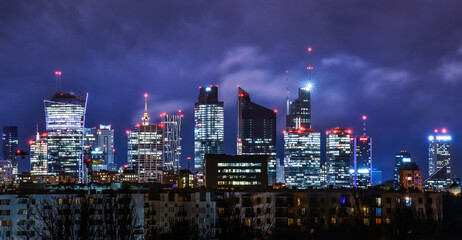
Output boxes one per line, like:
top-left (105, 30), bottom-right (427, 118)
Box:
top-left (237, 87), bottom-right (277, 185)
top-left (326, 127), bottom-right (352, 188)
top-left (283, 129), bottom-right (321, 188)
top-left (286, 87), bottom-right (311, 130)
top-left (88, 124), bottom-right (116, 172)
top-left (351, 116), bottom-right (372, 188)
top-left (30, 129), bottom-right (48, 176)
top-left (44, 92), bottom-right (88, 182)
top-left (194, 86), bottom-right (224, 181)
top-left (393, 151), bottom-right (411, 190)
top-left (426, 128), bottom-right (452, 189)
top-left (2, 126), bottom-right (18, 175)
top-left (161, 111), bottom-right (183, 172)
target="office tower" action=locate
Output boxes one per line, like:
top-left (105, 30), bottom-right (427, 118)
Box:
top-left (326, 127), bottom-right (352, 188)
top-left (194, 86), bottom-right (224, 181)
top-left (91, 125), bottom-right (116, 172)
top-left (276, 160), bottom-right (284, 184)
top-left (352, 116), bottom-right (372, 188)
top-left (204, 154), bottom-right (268, 189)
top-left (0, 159), bottom-right (12, 185)
top-left (2, 126), bottom-right (18, 175)
top-left (393, 151), bottom-right (412, 190)
top-left (30, 129), bottom-right (48, 176)
top-left (237, 87), bottom-right (277, 185)
top-left (398, 162), bottom-right (422, 191)
top-left (161, 111), bottom-right (183, 172)
top-left (371, 168), bottom-right (382, 186)
top-left (45, 91), bottom-right (88, 182)
top-left (286, 85), bottom-right (311, 130)
top-left (127, 94), bottom-right (163, 183)
top-left (426, 128), bottom-right (452, 189)
top-left (84, 127), bottom-right (97, 152)
top-left (284, 129), bottom-right (321, 189)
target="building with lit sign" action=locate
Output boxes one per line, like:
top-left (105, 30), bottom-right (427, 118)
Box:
top-left (161, 111), bottom-right (183, 172)
top-left (30, 129), bottom-right (48, 176)
top-left (237, 87), bottom-right (277, 185)
top-left (426, 128), bottom-right (452, 190)
top-left (326, 127), bottom-right (352, 188)
top-left (204, 154), bottom-right (268, 189)
top-left (44, 91), bottom-right (88, 182)
top-left (351, 116), bottom-right (372, 188)
top-left (194, 86), bottom-right (224, 183)
top-left (393, 150), bottom-right (412, 190)
top-left (2, 126), bottom-right (18, 175)
top-left (284, 129), bottom-right (321, 189)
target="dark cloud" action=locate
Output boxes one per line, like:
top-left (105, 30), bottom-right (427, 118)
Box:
top-left (1, 0), bottom-right (462, 181)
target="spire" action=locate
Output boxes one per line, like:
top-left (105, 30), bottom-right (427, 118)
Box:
top-left (142, 93), bottom-right (150, 125)
top-left (362, 115), bottom-right (367, 136)
top-left (36, 124), bottom-right (40, 141)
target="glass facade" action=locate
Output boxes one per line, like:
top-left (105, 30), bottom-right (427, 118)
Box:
top-left (428, 130), bottom-right (452, 189)
top-left (283, 130), bottom-right (321, 188)
top-left (393, 151), bottom-right (411, 190)
top-left (237, 87), bottom-right (277, 185)
top-left (88, 125), bottom-right (115, 172)
top-left (326, 128), bottom-right (352, 188)
top-left (30, 131), bottom-right (48, 176)
top-left (353, 136), bottom-right (372, 188)
top-left (44, 92), bottom-right (88, 182)
top-left (194, 86), bottom-right (224, 182)
top-left (161, 112), bottom-right (183, 172)
top-left (2, 126), bottom-right (18, 175)
top-left (286, 87), bottom-right (311, 130)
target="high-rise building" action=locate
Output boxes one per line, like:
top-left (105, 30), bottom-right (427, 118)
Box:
top-left (30, 129), bottom-right (48, 176)
top-left (0, 159), bottom-right (12, 185)
top-left (284, 129), bottom-right (321, 189)
top-left (371, 168), bottom-right (382, 186)
top-left (2, 126), bottom-right (18, 175)
top-left (127, 94), bottom-right (163, 183)
top-left (91, 124), bottom-right (116, 172)
top-left (237, 87), bottom-right (277, 185)
top-left (161, 111), bottom-right (183, 172)
top-left (44, 92), bottom-right (88, 182)
top-left (393, 151), bottom-right (412, 190)
top-left (326, 127), bottom-right (352, 188)
top-left (286, 86), bottom-right (311, 130)
top-left (426, 128), bottom-right (452, 189)
top-left (352, 116), bottom-right (372, 188)
top-left (194, 86), bottom-right (224, 181)
top-left (84, 127), bottom-right (97, 152)
top-left (399, 162), bottom-right (422, 191)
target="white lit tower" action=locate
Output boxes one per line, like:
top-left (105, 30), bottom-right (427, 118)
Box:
top-left (425, 128), bottom-right (452, 189)
top-left (30, 126), bottom-right (48, 176)
top-left (160, 110), bottom-right (183, 172)
top-left (352, 115), bottom-right (372, 188)
top-left (326, 127), bottom-right (353, 188)
top-left (44, 71), bottom-right (88, 182)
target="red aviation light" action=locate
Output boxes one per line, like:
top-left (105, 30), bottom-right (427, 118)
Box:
top-left (136, 124), bottom-right (140, 127)
top-left (347, 129), bottom-right (352, 134)
top-left (42, 133), bottom-right (47, 137)
top-left (17, 150), bottom-right (21, 154)
top-left (178, 109), bottom-right (182, 113)
top-left (274, 109), bottom-right (277, 113)
top-left (126, 130), bottom-right (131, 134)
top-left (362, 115), bottom-right (367, 120)
top-left (434, 129), bottom-right (438, 133)
top-left (442, 128), bottom-right (447, 134)
top-left (350, 138), bottom-right (354, 141)
top-left (285, 70), bottom-right (289, 74)
top-left (359, 137), bottom-right (369, 141)
top-left (29, 140), bottom-right (34, 145)
top-left (144, 93), bottom-right (148, 98)
top-left (238, 93), bottom-right (245, 97)
top-left (283, 130), bottom-right (287, 134)
top-left (306, 66), bottom-right (314, 70)
top-left (307, 47), bottom-right (312, 52)
top-left (84, 158), bottom-right (91, 164)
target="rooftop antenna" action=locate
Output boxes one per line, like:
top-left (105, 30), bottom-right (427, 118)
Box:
top-left (285, 70), bottom-right (290, 116)
top-left (362, 115), bottom-right (367, 136)
top-left (306, 46), bottom-right (314, 81)
top-left (142, 93), bottom-right (150, 125)
top-left (54, 71), bottom-right (62, 92)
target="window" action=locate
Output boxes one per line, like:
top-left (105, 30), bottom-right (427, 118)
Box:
top-left (375, 218), bottom-right (381, 225)
top-left (376, 197), bottom-right (382, 207)
top-left (418, 198), bottom-right (423, 204)
top-left (257, 208), bottom-right (261, 214)
top-left (376, 208), bottom-right (382, 217)
top-left (266, 197), bottom-right (271, 203)
top-left (256, 197), bottom-right (261, 204)
top-left (297, 198), bottom-right (301, 206)
top-left (386, 198), bottom-right (391, 204)
top-left (386, 208), bottom-right (391, 214)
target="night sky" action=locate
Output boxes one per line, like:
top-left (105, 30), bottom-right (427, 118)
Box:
top-left (1, 1), bottom-right (462, 181)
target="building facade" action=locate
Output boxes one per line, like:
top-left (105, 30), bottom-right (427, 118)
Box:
top-left (237, 87), bottom-right (277, 185)
top-left (44, 92), bottom-right (88, 182)
top-left (2, 126), bottom-right (18, 175)
top-left (394, 151), bottom-right (412, 190)
top-left (326, 128), bottom-right (352, 188)
top-left (30, 130), bottom-right (48, 176)
top-left (399, 162), bottom-right (422, 191)
top-left (161, 111), bottom-right (183, 172)
top-left (194, 86), bottom-right (224, 182)
top-left (427, 129), bottom-right (452, 189)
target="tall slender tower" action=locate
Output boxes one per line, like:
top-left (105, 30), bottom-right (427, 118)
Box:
top-left (2, 126), bottom-right (18, 175)
top-left (44, 72), bottom-right (88, 182)
top-left (425, 128), bottom-right (452, 189)
top-left (352, 115), bottom-right (372, 188)
top-left (30, 127), bottom-right (48, 176)
top-left (128, 94), bottom-right (163, 183)
top-left (194, 85), bottom-right (224, 182)
top-left (237, 87), bottom-right (277, 185)
top-left (326, 127), bottom-right (353, 188)
top-left (161, 110), bottom-right (183, 172)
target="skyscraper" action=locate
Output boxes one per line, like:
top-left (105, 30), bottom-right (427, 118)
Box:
top-left (352, 116), bottom-right (372, 188)
top-left (237, 87), bottom-right (277, 185)
top-left (44, 92), bottom-right (88, 182)
top-left (91, 124), bottom-right (115, 172)
top-left (30, 129), bottom-right (48, 176)
top-left (127, 94), bottom-right (163, 183)
top-left (326, 127), bottom-right (352, 188)
top-left (286, 86), bottom-right (311, 130)
top-left (393, 151), bottom-right (412, 190)
top-left (161, 111), bottom-right (183, 172)
top-left (284, 129), bottom-right (321, 188)
top-left (426, 128), bottom-right (452, 189)
top-left (2, 126), bottom-right (18, 175)
top-left (194, 86), bottom-right (224, 181)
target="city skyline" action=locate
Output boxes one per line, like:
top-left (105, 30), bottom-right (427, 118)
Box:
top-left (1, 1), bottom-right (461, 182)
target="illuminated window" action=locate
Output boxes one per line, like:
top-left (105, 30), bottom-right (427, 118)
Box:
top-left (375, 218), bottom-right (381, 225)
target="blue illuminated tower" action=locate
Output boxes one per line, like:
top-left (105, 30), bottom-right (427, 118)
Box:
top-left (425, 128), bottom-right (452, 189)
top-left (352, 116), bottom-right (372, 188)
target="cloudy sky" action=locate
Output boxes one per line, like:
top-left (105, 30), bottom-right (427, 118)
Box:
top-left (1, 0), bottom-right (462, 181)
